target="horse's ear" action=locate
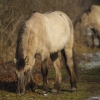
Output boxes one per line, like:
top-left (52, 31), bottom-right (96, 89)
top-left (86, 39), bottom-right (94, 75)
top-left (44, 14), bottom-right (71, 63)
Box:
top-left (25, 56), bottom-right (29, 65)
top-left (14, 58), bottom-right (17, 63)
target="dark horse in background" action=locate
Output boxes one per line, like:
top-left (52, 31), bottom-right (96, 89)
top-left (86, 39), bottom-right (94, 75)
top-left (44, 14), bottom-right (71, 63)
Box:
top-left (14, 11), bottom-right (78, 95)
top-left (75, 5), bottom-right (100, 48)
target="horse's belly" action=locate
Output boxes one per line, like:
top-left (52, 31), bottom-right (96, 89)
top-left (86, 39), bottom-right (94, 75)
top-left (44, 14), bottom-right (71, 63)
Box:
top-left (50, 33), bottom-right (70, 53)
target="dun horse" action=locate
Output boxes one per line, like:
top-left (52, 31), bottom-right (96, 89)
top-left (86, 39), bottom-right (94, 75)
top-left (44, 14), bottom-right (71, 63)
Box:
top-left (75, 5), bottom-right (100, 47)
top-left (15, 11), bottom-right (78, 94)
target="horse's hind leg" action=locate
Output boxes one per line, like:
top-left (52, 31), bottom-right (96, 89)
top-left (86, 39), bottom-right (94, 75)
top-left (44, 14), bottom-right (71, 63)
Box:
top-left (64, 46), bottom-right (78, 92)
top-left (50, 52), bottom-right (62, 93)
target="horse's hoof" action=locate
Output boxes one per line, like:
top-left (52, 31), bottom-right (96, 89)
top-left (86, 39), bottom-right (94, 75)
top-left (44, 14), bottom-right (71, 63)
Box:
top-left (42, 90), bottom-right (48, 95)
top-left (16, 92), bottom-right (25, 95)
top-left (31, 85), bottom-right (38, 92)
top-left (71, 87), bottom-right (77, 92)
top-left (17, 93), bottom-right (21, 95)
top-left (21, 92), bottom-right (25, 95)
top-left (16, 90), bottom-right (21, 95)
top-left (51, 89), bottom-right (57, 93)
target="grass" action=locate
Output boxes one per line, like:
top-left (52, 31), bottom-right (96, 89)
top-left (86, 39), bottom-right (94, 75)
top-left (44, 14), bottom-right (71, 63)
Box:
top-left (0, 66), bottom-right (100, 100)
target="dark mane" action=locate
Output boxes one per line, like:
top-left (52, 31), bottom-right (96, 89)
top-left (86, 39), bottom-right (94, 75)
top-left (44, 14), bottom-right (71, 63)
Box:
top-left (15, 11), bottom-right (37, 60)
top-left (25, 11), bottom-right (37, 21)
top-left (15, 21), bottom-right (25, 60)
top-left (85, 6), bottom-right (92, 15)
top-left (74, 6), bottom-right (92, 26)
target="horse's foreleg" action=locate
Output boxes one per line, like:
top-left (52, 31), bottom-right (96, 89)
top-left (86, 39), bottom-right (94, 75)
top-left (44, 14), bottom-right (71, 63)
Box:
top-left (53, 58), bottom-right (62, 93)
top-left (50, 52), bottom-right (62, 93)
top-left (28, 72), bottom-right (37, 92)
top-left (28, 59), bottom-right (38, 92)
top-left (41, 59), bottom-right (48, 94)
top-left (64, 47), bottom-right (78, 92)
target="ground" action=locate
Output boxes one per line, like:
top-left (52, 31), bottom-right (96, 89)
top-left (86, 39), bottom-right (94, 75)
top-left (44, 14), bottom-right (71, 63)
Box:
top-left (0, 48), bottom-right (100, 100)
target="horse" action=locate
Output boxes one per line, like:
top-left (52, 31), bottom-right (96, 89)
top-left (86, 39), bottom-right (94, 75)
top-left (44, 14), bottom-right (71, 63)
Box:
top-left (74, 5), bottom-right (100, 48)
top-left (14, 11), bottom-right (78, 95)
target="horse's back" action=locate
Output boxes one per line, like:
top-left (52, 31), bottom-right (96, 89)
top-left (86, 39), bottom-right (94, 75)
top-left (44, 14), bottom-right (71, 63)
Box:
top-left (43, 11), bottom-right (73, 53)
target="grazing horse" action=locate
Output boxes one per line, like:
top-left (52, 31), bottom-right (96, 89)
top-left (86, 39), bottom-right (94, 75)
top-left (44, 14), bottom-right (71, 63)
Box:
top-left (75, 5), bottom-right (100, 47)
top-left (14, 11), bottom-right (78, 94)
